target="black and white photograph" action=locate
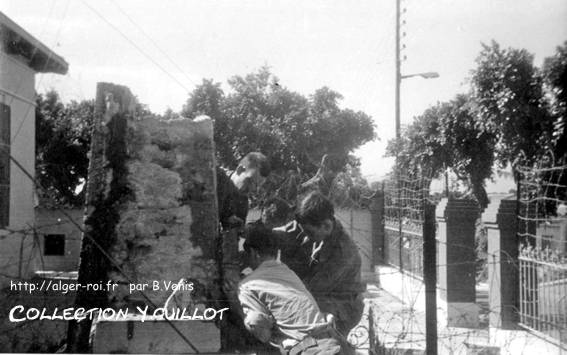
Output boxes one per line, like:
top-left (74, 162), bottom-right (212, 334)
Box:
top-left (0, 1), bottom-right (566, 354)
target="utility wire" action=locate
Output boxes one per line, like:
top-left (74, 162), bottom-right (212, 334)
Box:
top-left (8, 153), bottom-right (201, 353)
top-left (80, 0), bottom-right (192, 94)
top-left (110, 0), bottom-right (198, 88)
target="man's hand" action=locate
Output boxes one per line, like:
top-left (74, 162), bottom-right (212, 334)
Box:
top-left (222, 278), bottom-right (244, 318)
top-left (243, 310), bottom-right (274, 343)
top-left (274, 220), bottom-right (299, 233)
top-left (222, 278), bottom-right (239, 298)
top-left (225, 215), bottom-right (246, 238)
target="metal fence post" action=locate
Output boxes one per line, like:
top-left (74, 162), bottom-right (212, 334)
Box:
top-left (423, 200), bottom-right (437, 355)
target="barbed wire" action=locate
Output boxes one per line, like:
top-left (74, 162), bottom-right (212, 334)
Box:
top-left (2, 145), bottom-right (202, 352)
top-left (364, 159), bottom-right (567, 353)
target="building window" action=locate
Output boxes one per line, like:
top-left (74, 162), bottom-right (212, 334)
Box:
top-left (0, 103), bottom-right (10, 229)
top-left (44, 234), bottom-right (65, 256)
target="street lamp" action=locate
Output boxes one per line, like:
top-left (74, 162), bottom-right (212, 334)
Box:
top-left (400, 72), bottom-right (440, 80)
top-left (395, 71), bottom-right (440, 139)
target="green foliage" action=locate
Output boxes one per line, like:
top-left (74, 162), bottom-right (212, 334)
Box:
top-left (444, 95), bottom-right (496, 208)
top-left (386, 95), bottom-right (495, 208)
top-left (542, 41), bottom-right (567, 158)
top-left (388, 41), bottom-right (567, 208)
top-left (182, 67), bottom-right (376, 178)
top-left (386, 101), bottom-right (450, 178)
top-left (328, 157), bottom-right (375, 208)
top-left (35, 91), bottom-right (93, 207)
top-left (470, 41), bottom-right (554, 166)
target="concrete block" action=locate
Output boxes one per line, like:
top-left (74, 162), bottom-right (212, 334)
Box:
top-left (444, 302), bottom-right (480, 328)
top-left (92, 317), bottom-right (220, 354)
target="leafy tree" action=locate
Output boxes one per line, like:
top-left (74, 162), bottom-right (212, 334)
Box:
top-left (542, 41), bottom-right (567, 159)
top-left (470, 41), bottom-right (554, 167)
top-left (444, 95), bottom-right (496, 208)
top-left (386, 95), bottom-right (495, 208)
top-left (182, 67), bottom-right (376, 179)
top-left (386, 102), bottom-right (450, 179)
top-left (162, 107), bottom-right (182, 120)
top-left (181, 79), bottom-right (225, 120)
top-left (387, 41), bottom-right (567, 208)
top-left (181, 78), bottom-right (234, 166)
top-left (328, 157), bottom-right (375, 207)
top-left (35, 91), bottom-right (93, 207)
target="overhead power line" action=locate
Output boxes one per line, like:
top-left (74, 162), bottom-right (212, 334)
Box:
top-left (8, 153), bottom-right (200, 353)
top-left (110, 0), bottom-right (198, 88)
top-left (80, 0), bottom-right (193, 94)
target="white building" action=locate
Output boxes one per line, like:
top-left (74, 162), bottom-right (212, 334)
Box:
top-left (0, 12), bottom-right (68, 286)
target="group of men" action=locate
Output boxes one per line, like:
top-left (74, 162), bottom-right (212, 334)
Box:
top-left (217, 152), bottom-right (364, 355)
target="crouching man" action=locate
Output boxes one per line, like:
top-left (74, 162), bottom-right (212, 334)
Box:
top-left (275, 191), bottom-right (365, 336)
top-left (237, 225), bottom-right (354, 355)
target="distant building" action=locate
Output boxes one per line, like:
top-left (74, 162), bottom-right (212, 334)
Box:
top-left (0, 12), bottom-right (69, 286)
top-left (34, 207), bottom-right (83, 272)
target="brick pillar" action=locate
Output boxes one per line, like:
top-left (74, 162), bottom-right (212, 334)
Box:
top-left (370, 190), bottom-right (385, 266)
top-left (487, 199), bottom-right (518, 329)
top-left (437, 198), bottom-right (480, 327)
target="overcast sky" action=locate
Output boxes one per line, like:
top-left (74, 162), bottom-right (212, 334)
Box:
top-left (1, 0), bottom-right (566, 185)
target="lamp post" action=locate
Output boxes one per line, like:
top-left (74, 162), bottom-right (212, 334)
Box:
top-left (394, 0), bottom-right (440, 139)
top-left (395, 71), bottom-right (440, 139)
top-left (395, 2), bottom-right (440, 354)
top-left (401, 72), bottom-right (440, 80)
top-left (395, 67), bottom-right (440, 355)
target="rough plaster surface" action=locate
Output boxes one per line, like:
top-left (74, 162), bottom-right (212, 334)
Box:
top-left (105, 116), bottom-right (219, 309)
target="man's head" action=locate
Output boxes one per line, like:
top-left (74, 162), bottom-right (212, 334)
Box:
top-left (261, 197), bottom-right (294, 229)
top-left (295, 191), bottom-right (335, 243)
top-left (243, 224), bottom-right (278, 269)
top-left (231, 152), bottom-right (271, 194)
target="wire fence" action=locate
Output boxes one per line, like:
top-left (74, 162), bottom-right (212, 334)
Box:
top-left (517, 152), bottom-right (567, 345)
top-left (383, 173), bottom-right (432, 278)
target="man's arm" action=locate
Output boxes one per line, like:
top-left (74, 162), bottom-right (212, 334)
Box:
top-left (306, 243), bottom-right (361, 295)
top-left (272, 221), bottom-right (301, 247)
top-left (237, 284), bottom-right (275, 343)
top-left (272, 221), bottom-right (311, 278)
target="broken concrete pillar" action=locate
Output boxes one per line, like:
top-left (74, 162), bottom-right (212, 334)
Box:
top-left (67, 83), bottom-right (219, 352)
top-left (109, 114), bottom-right (219, 309)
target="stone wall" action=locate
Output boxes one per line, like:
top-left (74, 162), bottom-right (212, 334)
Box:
top-left (108, 114), bottom-right (219, 308)
top-left (68, 83), bottom-right (219, 352)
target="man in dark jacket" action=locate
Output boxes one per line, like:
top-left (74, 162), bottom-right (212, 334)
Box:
top-left (275, 191), bottom-right (364, 336)
top-left (216, 152), bottom-right (271, 352)
top-left (216, 152), bottom-right (271, 228)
